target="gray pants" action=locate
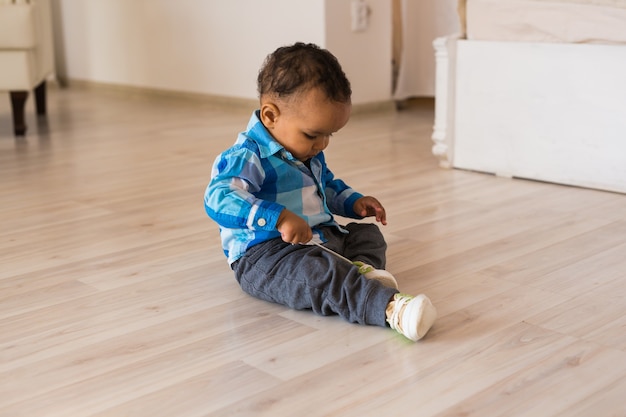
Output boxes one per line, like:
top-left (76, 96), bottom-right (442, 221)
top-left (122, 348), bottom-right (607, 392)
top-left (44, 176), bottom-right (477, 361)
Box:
top-left (232, 223), bottom-right (398, 327)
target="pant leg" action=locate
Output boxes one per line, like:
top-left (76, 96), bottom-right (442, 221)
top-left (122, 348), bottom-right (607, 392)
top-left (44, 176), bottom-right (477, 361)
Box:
top-left (232, 237), bottom-right (397, 327)
top-left (322, 223), bottom-right (387, 269)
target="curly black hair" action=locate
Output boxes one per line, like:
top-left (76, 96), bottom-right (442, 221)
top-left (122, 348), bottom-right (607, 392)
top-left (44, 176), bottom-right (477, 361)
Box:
top-left (257, 42), bottom-right (352, 103)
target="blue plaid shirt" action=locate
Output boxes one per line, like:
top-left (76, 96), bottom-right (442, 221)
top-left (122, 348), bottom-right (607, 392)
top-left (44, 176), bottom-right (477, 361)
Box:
top-left (204, 111), bottom-right (364, 264)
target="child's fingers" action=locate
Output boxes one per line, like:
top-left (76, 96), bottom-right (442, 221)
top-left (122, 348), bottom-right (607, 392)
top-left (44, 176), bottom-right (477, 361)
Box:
top-left (376, 207), bottom-right (387, 225)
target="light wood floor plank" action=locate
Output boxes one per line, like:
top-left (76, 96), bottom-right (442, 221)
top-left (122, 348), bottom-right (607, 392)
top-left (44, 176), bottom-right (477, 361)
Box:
top-left (436, 340), bottom-right (626, 417)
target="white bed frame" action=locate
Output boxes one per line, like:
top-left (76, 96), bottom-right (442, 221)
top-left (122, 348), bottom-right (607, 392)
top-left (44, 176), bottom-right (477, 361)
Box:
top-left (432, 35), bottom-right (626, 194)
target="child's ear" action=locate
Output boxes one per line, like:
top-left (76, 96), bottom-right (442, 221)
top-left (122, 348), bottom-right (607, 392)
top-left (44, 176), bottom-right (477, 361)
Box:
top-left (260, 102), bottom-right (280, 128)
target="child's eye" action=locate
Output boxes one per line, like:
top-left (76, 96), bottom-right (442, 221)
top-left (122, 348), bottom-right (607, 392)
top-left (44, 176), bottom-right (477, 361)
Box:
top-left (304, 133), bottom-right (333, 140)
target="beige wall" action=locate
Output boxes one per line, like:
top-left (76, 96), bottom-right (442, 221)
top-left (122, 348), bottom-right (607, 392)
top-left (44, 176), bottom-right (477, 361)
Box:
top-left (53, 0), bottom-right (393, 106)
top-left (325, 0), bottom-right (392, 105)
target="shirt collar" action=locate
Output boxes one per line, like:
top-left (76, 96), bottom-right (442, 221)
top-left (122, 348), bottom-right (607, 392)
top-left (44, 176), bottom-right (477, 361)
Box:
top-left (244, 110), bottom-right (285, 159)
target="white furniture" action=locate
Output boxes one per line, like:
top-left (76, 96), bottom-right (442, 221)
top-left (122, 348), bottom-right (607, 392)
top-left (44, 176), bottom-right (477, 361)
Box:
top-left (0, 0), bottom-right (55, 135)
top-left (433, 0), bottom-right (626, 194)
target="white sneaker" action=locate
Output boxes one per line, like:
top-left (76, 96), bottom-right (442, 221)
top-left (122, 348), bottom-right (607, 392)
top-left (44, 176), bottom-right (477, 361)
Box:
top-left (353, 261), bottom-right (399, 289)
top-left (386, 293), bottom-right (437, 341)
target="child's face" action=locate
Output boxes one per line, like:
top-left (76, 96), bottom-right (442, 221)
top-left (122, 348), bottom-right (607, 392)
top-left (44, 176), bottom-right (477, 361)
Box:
top-left (261, 88), bottom-right (351, 162)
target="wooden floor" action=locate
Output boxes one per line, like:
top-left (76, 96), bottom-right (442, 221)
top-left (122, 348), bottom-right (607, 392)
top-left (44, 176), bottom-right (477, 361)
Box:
top-left (1, 87), bottom-right (625, 417)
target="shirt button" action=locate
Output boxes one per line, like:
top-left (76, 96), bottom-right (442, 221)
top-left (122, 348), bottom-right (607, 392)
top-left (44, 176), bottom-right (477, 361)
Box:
top-left (257, 218), bottom-right (267, 227)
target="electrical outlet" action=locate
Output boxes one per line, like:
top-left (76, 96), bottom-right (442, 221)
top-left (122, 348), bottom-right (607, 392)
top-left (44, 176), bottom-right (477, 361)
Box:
top-left (351, 0), bottom-right (369, 32)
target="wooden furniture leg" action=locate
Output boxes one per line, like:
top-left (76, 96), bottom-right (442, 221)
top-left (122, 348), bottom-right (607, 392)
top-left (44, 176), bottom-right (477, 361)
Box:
top-left (10, 91), bottom-right (29, 136)
top-left (34, 80), bottom-right (47, 116)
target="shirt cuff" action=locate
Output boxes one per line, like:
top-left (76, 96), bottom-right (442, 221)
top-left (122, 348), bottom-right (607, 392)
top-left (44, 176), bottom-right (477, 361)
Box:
top-left (246, 200), bottom-right (284, 230)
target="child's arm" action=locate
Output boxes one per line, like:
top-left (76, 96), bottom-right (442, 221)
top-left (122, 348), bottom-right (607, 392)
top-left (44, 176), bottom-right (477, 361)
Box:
top-left (319, 155), bottom-right (387, 224)
top-left (205, 146), bottom-right (314, 243)
top-left (205, 147), bottom-right (284, 232)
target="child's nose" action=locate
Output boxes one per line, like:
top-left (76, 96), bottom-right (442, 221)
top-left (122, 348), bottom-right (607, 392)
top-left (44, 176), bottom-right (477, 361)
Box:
top-left (314, 136), bottom-right (330, 150)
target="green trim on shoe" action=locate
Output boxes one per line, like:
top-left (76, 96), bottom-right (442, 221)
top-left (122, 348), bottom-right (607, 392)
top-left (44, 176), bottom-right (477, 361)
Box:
top-left (353, 261), bottom-right (399, 289)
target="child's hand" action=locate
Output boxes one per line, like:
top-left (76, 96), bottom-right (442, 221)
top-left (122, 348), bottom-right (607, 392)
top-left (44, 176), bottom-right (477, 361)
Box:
top-left (276, 209), bottom-right (313, 244)
top-left (353, 196), bottom-right (387, 225)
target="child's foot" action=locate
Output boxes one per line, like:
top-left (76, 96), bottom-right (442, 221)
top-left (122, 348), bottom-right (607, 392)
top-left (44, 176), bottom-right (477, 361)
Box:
top-left (353, 261), bottom-right (399, 289)
top-left (386, 293), bottom-right (437, 341)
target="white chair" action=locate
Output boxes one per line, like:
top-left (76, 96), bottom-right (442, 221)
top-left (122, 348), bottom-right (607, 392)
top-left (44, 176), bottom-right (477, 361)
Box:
top-left (0, 0), bottom-right (55, 135)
